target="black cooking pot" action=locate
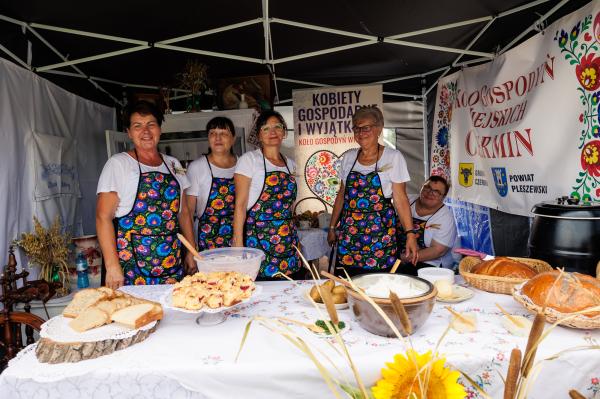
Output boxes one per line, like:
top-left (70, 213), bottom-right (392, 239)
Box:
top-left (528, 200), bottom-right (600, 276)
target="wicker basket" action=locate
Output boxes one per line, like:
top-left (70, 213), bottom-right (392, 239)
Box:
top-left (512, 283), bottom-right (600, 329)
top-left (458, 256), bottom-right (553, 295)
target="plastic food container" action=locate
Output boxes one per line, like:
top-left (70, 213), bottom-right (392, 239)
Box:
top-left (417, 267), bottom-right (455, 285)
top-left (195, 247), bottom-right (265, 281)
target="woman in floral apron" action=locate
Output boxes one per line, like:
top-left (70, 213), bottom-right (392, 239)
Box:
top-left (96, 101), bottom-right (196, 289)
top-left (328, 106), bottom-right (418, 276)
top-left (233, 111), bottom-right (301, 280)
top-left (186, 117), bottom-right (237, 251)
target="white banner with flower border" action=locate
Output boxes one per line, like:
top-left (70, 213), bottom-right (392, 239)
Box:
top-left (430, 2), bottom-right (600, 216)
top-left (292, 85), bottom-right (382, 212)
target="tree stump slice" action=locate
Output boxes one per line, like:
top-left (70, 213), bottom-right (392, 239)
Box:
top-left (35, 322), bottom-right (159, 364)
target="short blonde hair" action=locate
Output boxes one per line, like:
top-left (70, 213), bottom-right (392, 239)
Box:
top-left (352, 105), bottom-right (384, 126)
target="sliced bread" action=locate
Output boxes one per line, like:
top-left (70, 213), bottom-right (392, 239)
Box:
top-left (69, 307), bottom-right (110, 332)
top-left (111, 303), bottom-right (163, 329)
top-left (63, 288), bottom-right (110, 318)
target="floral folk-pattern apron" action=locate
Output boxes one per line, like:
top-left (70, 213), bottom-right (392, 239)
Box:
top-left (336, 148), bottom-right (397, 271)
top-left (197, 156), bottom-right (235, 250)
top-left (397, 199), bottom-right (444, 257)
top-left (115, 152), bottom-right (183, 285)
top-left (245, 153), bottom-right (300, 278)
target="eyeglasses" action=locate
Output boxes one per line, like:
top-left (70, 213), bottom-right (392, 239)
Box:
top-left (208, 129), bottom-right (233, 139)
top-left (260, 123), bottom-right (285, 134)
top-left (352, 124), bottom-right (377, 134)
top-left (421, 185), bottom-right (444, 198)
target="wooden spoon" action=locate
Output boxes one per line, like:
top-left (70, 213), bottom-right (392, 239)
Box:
top-left (389, 259), bottom-right (401, 274)
top-left (177, 233), bottom-right (202, 260)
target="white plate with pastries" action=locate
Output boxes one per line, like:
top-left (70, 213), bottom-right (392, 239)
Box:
top-left (160, 271), bottom-right (262, 317)
top-left (160, 284), bottom-right (262, 314)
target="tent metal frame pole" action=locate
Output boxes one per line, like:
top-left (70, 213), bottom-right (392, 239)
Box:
top-left (374, 67), bottom-right (447, 85)
top-left (276, 77), bottom-right (330, 87)
top-left (30, 22), bottom-right (147, 45)
top-left (155, 43), bottom-right (264, 64)
top-left (158, 19), bottom-right (262, 45)
top-left (425, 17), bottom-right (497, 96)
top-left (0, 43), bottom-right (29, 69)
top-left (262, 0), bottom-right (280, 103)
top-left (36, 45), bottom-right (149, 72)
top-left (499, 0), bottom-right (571, 54)
top-left (271, 18), bottom-right (494, 59)
top-left (27, 26), bottom-right (121, 104)
top-left (385, 38), bottom-right (493, 58)
top-left (389, 16), bottom-right (492, 39)
top-left (273, 41), bottom-right (376, 64)
top-left (422, 83), bottom-right (429, 179)
top-left (383, 91), bottom-right (422, 99)
top-left (0, 14), bottom-right (122, 104)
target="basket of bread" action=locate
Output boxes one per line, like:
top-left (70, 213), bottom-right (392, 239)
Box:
top-left (512, 270), bottom-right (600, 329)
top-left (459, 256), bottom-right (553, 295)
top-left (36, 287), bottom-right (163, 363)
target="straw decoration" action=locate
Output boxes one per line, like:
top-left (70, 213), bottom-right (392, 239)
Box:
top-left (503, 348), bottom-right (521, 399)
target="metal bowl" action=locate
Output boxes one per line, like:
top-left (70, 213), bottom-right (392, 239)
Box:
top-left (346, 273), bottom-right (437, 337)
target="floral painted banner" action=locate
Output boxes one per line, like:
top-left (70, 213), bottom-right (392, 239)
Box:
top-left (292, 85), bottom-right (382, 211)
top-left (431, 1), bottom-right (600, 216)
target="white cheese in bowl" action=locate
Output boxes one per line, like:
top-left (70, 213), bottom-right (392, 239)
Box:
top-left (358, 275), bottom-right (429, 299)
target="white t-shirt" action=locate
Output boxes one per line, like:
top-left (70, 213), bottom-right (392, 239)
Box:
top-left (235, 149), bottom-right (297, 209)
top-left (407, 194), bottom-right (457, 268)
top-left (340, 147), bottom-right (410, 198)
top-left (186, 155), bottom-right (236, 217)
top-left (97, 152), bottom-right (191, 218)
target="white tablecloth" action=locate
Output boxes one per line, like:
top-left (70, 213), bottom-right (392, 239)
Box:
top-left (1, 280), bottom-right (599, 399)
top-left (297, 228), bottom-right (330, 261)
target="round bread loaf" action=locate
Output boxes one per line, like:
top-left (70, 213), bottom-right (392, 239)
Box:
top-left (521, 271), bottom-right (600, 317)
top-left (471, 257), bottom-right (537, 279)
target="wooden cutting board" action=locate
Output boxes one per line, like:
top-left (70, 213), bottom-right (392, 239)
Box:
top-left (35, 321), bottom-right (159, 364)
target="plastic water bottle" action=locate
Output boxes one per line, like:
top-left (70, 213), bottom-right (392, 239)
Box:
top-left (76, 253), bottom-right (89, 289)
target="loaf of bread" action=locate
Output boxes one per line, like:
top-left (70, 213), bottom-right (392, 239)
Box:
top-left (69, 307), bottom-right (111, 333)
top-left (471, 257), bottom-right (537, 279)
top-left (521, 271), bottom-right (600, 317)
top-left (64, 287), bottom-right (163, 332)
top-left (63, 288), bottom-right (114, 318)
top-left (111, 303), bottom-right (163, 329)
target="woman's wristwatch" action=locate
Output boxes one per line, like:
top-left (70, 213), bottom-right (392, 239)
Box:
top-left (405, 229), bottom-right (419, 235)
top-left (328, 226), bottom-right (336, 231)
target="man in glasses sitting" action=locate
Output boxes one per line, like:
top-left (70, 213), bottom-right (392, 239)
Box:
top-left (397, 175), bottom-right (457, 274)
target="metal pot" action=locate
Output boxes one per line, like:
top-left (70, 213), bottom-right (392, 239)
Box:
top-left (346, 273), bottom-right (437, 337)
top-left (528, 200), bottom-right (600, 276)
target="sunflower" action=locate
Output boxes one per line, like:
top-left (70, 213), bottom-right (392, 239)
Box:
top-left (371, 350), bottom-right (466, 399)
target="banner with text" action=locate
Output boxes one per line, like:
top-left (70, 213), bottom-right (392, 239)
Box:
top-left (293, 85), bottom-right (382, 211)
top-left (430, 2), bottom-right (600, 216)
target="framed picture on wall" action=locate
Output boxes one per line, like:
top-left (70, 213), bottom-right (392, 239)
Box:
top-left (218, 75), bottom-right (272, 110)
